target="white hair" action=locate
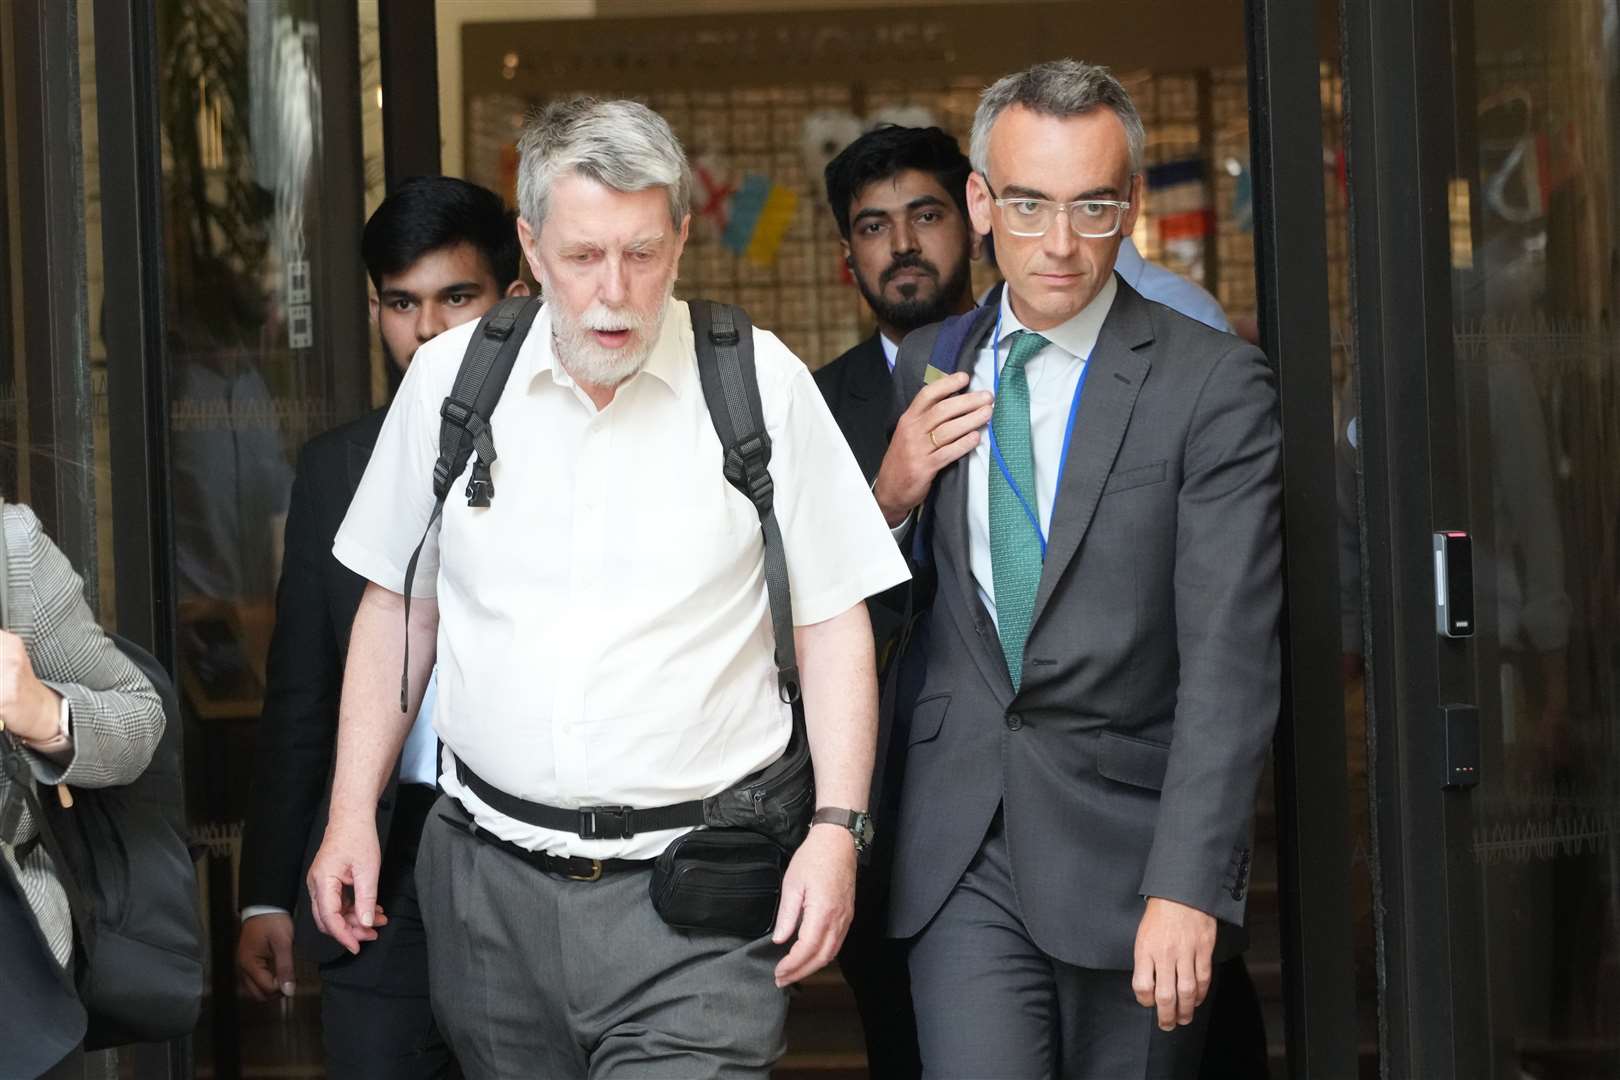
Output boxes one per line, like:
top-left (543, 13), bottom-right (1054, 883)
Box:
top-left (516, 97), bottom-right (692, 231)
top-left (970, 59), bottom-right (1146, 178)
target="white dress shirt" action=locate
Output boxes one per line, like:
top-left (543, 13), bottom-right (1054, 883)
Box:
top-left (879, 333), bottom-right (900, 372)
top-left (968, 275), bottom-right (1117, 627)
top-left (334, 300), bottom-right (909, 859)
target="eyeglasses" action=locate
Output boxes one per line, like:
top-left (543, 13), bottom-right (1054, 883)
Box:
top-left (984, 177), bottom-right (1132, 239)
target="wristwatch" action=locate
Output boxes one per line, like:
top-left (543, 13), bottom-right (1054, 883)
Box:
top-left (811, 806), bottom-right (875, 855)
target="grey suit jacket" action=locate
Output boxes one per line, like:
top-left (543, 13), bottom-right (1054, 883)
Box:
top-left (886, 278), bottom-right (1282, 971)
top-left (0, 503), bottom-right (167, 969)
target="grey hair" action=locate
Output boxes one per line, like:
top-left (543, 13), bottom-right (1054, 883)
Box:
top-left (970, 59), bottom-right (1146, 179)
top-left (516, 96), bottom-right (693, 232)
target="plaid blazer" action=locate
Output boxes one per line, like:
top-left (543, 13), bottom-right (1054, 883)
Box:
top-left (0, 503), bottom-right (166, 967)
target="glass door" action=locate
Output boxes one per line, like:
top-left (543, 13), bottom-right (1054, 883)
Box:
top-left (1345, 0), bottom-right (1620, 1074)
top-left (1449, 2), bottom-right (1620, 1074)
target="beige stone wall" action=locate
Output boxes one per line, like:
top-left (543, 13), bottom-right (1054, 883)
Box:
top-left (438, 0), bottom-right (597, 177)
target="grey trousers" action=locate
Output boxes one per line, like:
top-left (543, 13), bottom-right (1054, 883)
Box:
top-left (416, 797), bottom-right (790, 1080)
top-left (908, 813), bottom-right (1217, 1080)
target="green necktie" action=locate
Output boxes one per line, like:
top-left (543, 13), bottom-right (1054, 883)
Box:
top-left (990, 330), bottom-right (1049, 691)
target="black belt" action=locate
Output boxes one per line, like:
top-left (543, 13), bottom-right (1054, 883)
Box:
top-left (452, 753), bottom-right (707, 840)
top-left (439, 810), bottom-right (651, 882)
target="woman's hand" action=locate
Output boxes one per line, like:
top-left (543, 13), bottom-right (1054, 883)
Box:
top-left (0, 630), bottom-right (65, 743)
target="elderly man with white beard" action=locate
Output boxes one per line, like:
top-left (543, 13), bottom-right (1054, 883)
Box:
top-left (302, 97), bottom-right (909, 1079)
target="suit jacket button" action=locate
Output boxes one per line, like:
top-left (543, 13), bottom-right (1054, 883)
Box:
top-left (1005, 713), bottom-right (1023, 732)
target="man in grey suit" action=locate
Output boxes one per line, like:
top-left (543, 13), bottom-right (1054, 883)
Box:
top-left (872, 59), bottom-right (1282, 1078)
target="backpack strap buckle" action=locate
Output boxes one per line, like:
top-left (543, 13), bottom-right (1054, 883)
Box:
top-left (723, 432), bottom-right (774, 514)
top-left (482, 308), bottom-right (519, 341)
top-left (466, 461), bottom-right (494, 508)
top-left (431, 458), bottom-right (455, 499)
top-left (441, 398), bottom-right (474, 427)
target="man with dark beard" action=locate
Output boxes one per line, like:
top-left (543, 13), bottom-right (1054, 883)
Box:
top-left (816, 126), bottom-right (977, 483)
top-left (237, 176), bottom-right (526, 1079)
top-left (811, 125), bottom-right (976, 1080)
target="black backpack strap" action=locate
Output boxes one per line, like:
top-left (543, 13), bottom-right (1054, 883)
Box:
top-left (399, 295), bottom-right (542, 711)
top-left (689, 300), bottom-right (800, 705)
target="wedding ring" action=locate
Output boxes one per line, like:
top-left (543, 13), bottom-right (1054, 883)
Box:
top-left (928, 428), bottom-right (939, 449)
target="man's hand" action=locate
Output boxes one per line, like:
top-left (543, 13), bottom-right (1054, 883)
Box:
top-left (1132, 896), bottom-right (1217, 1031)
top-left (873, 372), bottom-right (993, 527)
top-left (0, 630), bottom-right (63, 742)
top-left (236, 912), bottom-right (297, 1002)
top-left (771, 822), bottom-right (858, 987)
top-left (305, 815), bottom-right (387, 956)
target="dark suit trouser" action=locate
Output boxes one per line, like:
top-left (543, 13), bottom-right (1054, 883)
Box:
top-left (839, 878), bottom-right (921, 1079)
top-left (840, 638), bottom-right (922, 1080)
top-left (319, 785), bottom-right (456, 1080)
top-left (908, 812), bottom-right (1216, 1080)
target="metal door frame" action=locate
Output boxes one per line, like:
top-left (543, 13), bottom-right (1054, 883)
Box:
top-left (1341, 0), bottom-right (1492, 1074)
top-left (1246, 0), bottom-right (1364, 1074)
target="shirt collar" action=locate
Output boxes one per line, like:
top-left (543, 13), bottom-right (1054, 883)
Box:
top-left (995, 272), bottom-right (1119, 363)
top-left (517, 298), bottom-right (690, 399)
top-left (878, 333), bottom-right (900, 371)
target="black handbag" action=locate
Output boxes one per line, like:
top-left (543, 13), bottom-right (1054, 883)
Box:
top-left (0, 502), bottom-right (203, 1049)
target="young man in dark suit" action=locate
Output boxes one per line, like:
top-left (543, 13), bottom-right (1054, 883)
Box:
top-left (813, 126), bottom-right (976, 1080)
top-left (876, 60), bottom-right (1282, 1078)
top-left (235, 177), bottom-right (527, 1078)
top-left (815, 125), bottom-right (977, 484)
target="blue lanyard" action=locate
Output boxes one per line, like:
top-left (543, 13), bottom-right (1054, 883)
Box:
top-left (985, 308), bottom-right (1089, 560)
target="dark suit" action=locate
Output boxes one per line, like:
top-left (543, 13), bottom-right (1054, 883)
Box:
top-left (814, 334), bottom-right (911, 653)
top-left (813, 334), bottom-right (921, 1080)
top-left (0, 871), bottom-right (84, 1076)
top-left (889, 280), bottom-right (1282, 1077)
top-left (813, 333), bottom-right (893, 481)
top-left (239, 408), bottom-right (452, 1079)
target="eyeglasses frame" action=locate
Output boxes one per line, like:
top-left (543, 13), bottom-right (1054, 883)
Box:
top-left (980, 173), bottom-right (1136, 239)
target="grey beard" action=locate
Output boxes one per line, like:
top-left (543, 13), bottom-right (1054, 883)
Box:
top-left (553, 323), bottom-right (655, 387)
top-left (547, 287), bottom-right (675, 389)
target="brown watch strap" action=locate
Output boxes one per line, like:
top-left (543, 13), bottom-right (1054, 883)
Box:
top-left (811, 807), bottom-right (859, 828)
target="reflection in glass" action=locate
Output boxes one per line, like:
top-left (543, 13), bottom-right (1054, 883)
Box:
top-left (157, 1), bottom-right (365, 1074)
top-left (1455, 1), bottom-right (1620, 1074)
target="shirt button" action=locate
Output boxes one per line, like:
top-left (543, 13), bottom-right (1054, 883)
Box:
top-left (1005, 713), bottom-right (1023, 732)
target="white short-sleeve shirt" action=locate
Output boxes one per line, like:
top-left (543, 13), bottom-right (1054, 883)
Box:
top-left (334, 300), bottom-right (910, 858)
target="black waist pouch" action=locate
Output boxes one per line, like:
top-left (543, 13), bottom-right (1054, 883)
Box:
top-left (650, 828), bottom-right (789, 937)
top-left (651, 715), bottom-right (815, 936)
top-left (700, 717), bottom-right (815, 847)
